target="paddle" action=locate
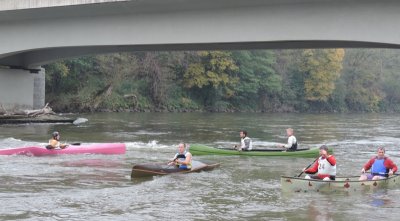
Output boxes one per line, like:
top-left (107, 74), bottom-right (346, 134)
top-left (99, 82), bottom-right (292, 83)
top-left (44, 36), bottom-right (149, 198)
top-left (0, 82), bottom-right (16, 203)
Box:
top-left (297, 157), bottom-right (319, 177)
top-left (167, 154), bottom-right (180, 165)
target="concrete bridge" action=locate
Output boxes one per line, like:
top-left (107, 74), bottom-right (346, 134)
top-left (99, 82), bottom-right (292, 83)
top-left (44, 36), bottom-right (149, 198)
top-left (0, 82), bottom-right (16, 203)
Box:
top-left (1, 0), bottom-right (400, 110)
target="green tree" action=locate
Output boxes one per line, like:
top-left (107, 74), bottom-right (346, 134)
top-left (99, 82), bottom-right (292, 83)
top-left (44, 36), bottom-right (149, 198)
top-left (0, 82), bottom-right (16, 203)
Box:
top-left (300, 49), bottom-right (345, 102)
top-left (45, 61), bottom-right (69, 94)
top-left (183, 51), bottom-right (239, 108)
top-left (342, 49), bottom-right (384, 112)
top-left (90, 53), bottom-right (138, 111)
top-left (378, 49), bottom-right (400, 111)
top-left (232, 50), bottom-right (281, 111)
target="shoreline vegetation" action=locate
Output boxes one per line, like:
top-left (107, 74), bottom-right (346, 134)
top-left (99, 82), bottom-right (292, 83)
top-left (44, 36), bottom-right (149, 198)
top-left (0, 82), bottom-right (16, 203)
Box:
top-left (45, 49), bottom-right (400, 113)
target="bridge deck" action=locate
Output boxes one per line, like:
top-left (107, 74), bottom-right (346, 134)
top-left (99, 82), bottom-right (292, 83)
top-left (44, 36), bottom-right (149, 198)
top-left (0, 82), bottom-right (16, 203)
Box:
top-left (0, 0), bottom-right (127, 11)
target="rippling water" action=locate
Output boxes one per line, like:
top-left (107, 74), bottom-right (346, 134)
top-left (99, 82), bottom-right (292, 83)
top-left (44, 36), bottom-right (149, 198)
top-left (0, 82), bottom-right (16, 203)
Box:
top-left (1, 113), bottom-right (400, 220)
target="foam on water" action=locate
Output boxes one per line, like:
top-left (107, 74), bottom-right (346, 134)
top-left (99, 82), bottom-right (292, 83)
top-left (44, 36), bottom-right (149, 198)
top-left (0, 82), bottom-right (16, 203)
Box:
top-left (0, 137), bottom-right (38, 149)
top-left (131, 130), bottom-right (170, 135)
top-left (124, 140), bottom-right (172, 150)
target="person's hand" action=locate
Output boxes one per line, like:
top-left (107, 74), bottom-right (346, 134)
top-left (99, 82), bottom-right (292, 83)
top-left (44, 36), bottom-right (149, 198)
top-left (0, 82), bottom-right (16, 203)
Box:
top-left (302, 168), bottom-right (306, 172)
top-left (389, 169), bottom-right (394, 176)
top-left (361, 168), bottom-right (365, 173)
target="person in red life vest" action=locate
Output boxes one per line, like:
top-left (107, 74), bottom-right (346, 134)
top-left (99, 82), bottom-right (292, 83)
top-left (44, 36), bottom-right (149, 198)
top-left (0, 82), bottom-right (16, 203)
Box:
top-left (303, 145), bottom-right (336, 180)
top-left (359, 147), bottom-right (398, 181)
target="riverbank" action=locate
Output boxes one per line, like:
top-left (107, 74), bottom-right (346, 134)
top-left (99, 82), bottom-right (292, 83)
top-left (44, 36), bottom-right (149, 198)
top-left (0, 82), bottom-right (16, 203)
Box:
top-left (0, 114), bottom-right (74, 124)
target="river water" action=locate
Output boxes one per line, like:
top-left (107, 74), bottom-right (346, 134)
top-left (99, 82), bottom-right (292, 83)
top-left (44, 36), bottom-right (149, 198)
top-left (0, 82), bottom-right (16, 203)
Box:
top-left (1, 113), bottom-right (400, 220)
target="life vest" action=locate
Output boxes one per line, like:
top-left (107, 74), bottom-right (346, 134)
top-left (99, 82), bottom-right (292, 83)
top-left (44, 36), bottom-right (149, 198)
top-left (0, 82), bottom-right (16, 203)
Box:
top-left (371, 158), bottom-right (388, 177)
top-left (47, 138), bottom-right (60, 149)
top-left (290, 142), bottom-right (297, 151)
top-left (317, 157), bottom-right (336, 176)
top-left (175, 151), bottom-right (192, 169)
top-left (241, 137), bottom-right (252, 150)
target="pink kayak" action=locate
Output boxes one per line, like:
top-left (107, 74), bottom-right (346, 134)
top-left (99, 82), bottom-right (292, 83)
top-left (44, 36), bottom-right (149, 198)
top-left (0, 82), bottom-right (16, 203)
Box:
top-left (0, 143), bottom-right (126, 156)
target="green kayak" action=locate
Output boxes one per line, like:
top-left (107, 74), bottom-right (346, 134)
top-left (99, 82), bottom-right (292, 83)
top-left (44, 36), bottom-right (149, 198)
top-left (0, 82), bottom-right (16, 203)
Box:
top-left (189, 144), bottom-right (323, 157)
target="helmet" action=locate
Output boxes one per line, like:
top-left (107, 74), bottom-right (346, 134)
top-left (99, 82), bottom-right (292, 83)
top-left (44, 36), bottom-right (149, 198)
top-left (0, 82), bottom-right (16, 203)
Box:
top-left (52, 131), bottom-right (60, 138)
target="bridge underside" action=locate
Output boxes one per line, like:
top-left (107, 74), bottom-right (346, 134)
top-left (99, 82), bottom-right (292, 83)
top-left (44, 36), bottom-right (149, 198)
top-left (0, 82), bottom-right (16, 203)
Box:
top-left (1, 0), bottom-right (400, 69)
top-left (2, 40), bottom-right (400, 72)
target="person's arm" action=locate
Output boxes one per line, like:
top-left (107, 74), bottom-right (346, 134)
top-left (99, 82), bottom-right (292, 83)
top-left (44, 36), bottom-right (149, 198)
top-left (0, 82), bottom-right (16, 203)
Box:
top-left (170, 153), bottom-right (179, 162)
top-left (385, 158), bottom-right (398, 173)
top-left (167, 154), bottom-right (179, 165)
top-left (326, 155), bottom-right (336, 166)
top-left (362, 158), bottom-right (375, 172)
top-left (304, 161), bottom-right (319, 174)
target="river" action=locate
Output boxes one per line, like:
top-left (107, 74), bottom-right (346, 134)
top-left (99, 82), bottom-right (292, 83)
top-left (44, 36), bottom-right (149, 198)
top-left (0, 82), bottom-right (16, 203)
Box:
top-left (1, 113), bottom-right (400, 220)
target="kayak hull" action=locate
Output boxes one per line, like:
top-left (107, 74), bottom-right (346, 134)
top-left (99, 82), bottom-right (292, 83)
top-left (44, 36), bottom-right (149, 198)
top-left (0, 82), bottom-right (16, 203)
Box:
top-left (281, 175), bottom-right (400, 193)
top-left (131, 160), bottom-right (220, 178)
top-left (189, 144), bottom-right (321, 157)
top-left (0, 143), bottom-right (126, 156)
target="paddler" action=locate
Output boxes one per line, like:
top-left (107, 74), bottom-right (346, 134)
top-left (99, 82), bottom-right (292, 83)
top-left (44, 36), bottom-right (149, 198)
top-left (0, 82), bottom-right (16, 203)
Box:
top-left (303, 145), bottom-right (336, 180)
top-left (46, 131), bottom-right (68, 149)
top-left (234, 130), bottom-right (252, 151)
top-left (278, 128), bottom-right (298, 151)
top-left (168, 143), bottom-right (192, 170)
top-left (359, 147), bottom-right (398, 181)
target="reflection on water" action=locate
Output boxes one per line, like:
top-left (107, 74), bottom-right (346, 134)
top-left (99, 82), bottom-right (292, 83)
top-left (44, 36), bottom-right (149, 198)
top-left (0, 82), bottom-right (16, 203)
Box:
top-left (1, 113), bottom-right (400, 220)
top-left (369, 189), bottom-right (393, 207)
top-left (308, 200), bottom-right (334, 221)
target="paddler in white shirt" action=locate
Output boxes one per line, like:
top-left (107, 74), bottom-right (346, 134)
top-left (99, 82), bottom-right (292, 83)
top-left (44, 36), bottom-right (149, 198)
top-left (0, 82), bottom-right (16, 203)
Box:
top-left (235, 130), bottom-right (252, 151)
top-left (278, 128), bottom-right (297, 151)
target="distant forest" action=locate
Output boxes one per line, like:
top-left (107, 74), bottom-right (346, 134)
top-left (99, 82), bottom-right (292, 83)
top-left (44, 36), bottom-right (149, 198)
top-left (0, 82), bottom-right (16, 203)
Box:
top-left (44, 48), bottom-right (400, 113)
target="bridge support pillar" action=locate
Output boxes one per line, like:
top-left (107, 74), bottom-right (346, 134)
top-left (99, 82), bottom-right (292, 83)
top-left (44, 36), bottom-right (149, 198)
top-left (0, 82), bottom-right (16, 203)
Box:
top-left (33, 68), bottom-right (45, 109)
top-left (0, 68), bottom-right (45, 111)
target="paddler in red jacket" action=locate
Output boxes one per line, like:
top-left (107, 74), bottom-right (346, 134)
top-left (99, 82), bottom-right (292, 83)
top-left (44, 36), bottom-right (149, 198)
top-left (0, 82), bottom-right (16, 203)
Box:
top-left (359, 147), bottom-right (398, 181)
top-left (303, 145), bottom-right (336, 180)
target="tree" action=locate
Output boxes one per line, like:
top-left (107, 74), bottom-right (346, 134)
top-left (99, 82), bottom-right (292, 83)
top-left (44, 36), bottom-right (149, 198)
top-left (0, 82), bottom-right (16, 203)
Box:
top-left (232, 50), bottom-right (281, 111)
top-left (88, 53), bottom-right (138, 111)
top-left (183, 51), bottom-right (239, 108)
top-left (45, 61), bottom-right (69, 94)
top-left (299, 49), bottom-right (345, 102)
top-left (138, 52), bottom-right (172, 108)
top-left (342, 49), bottom-right (384, 112)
